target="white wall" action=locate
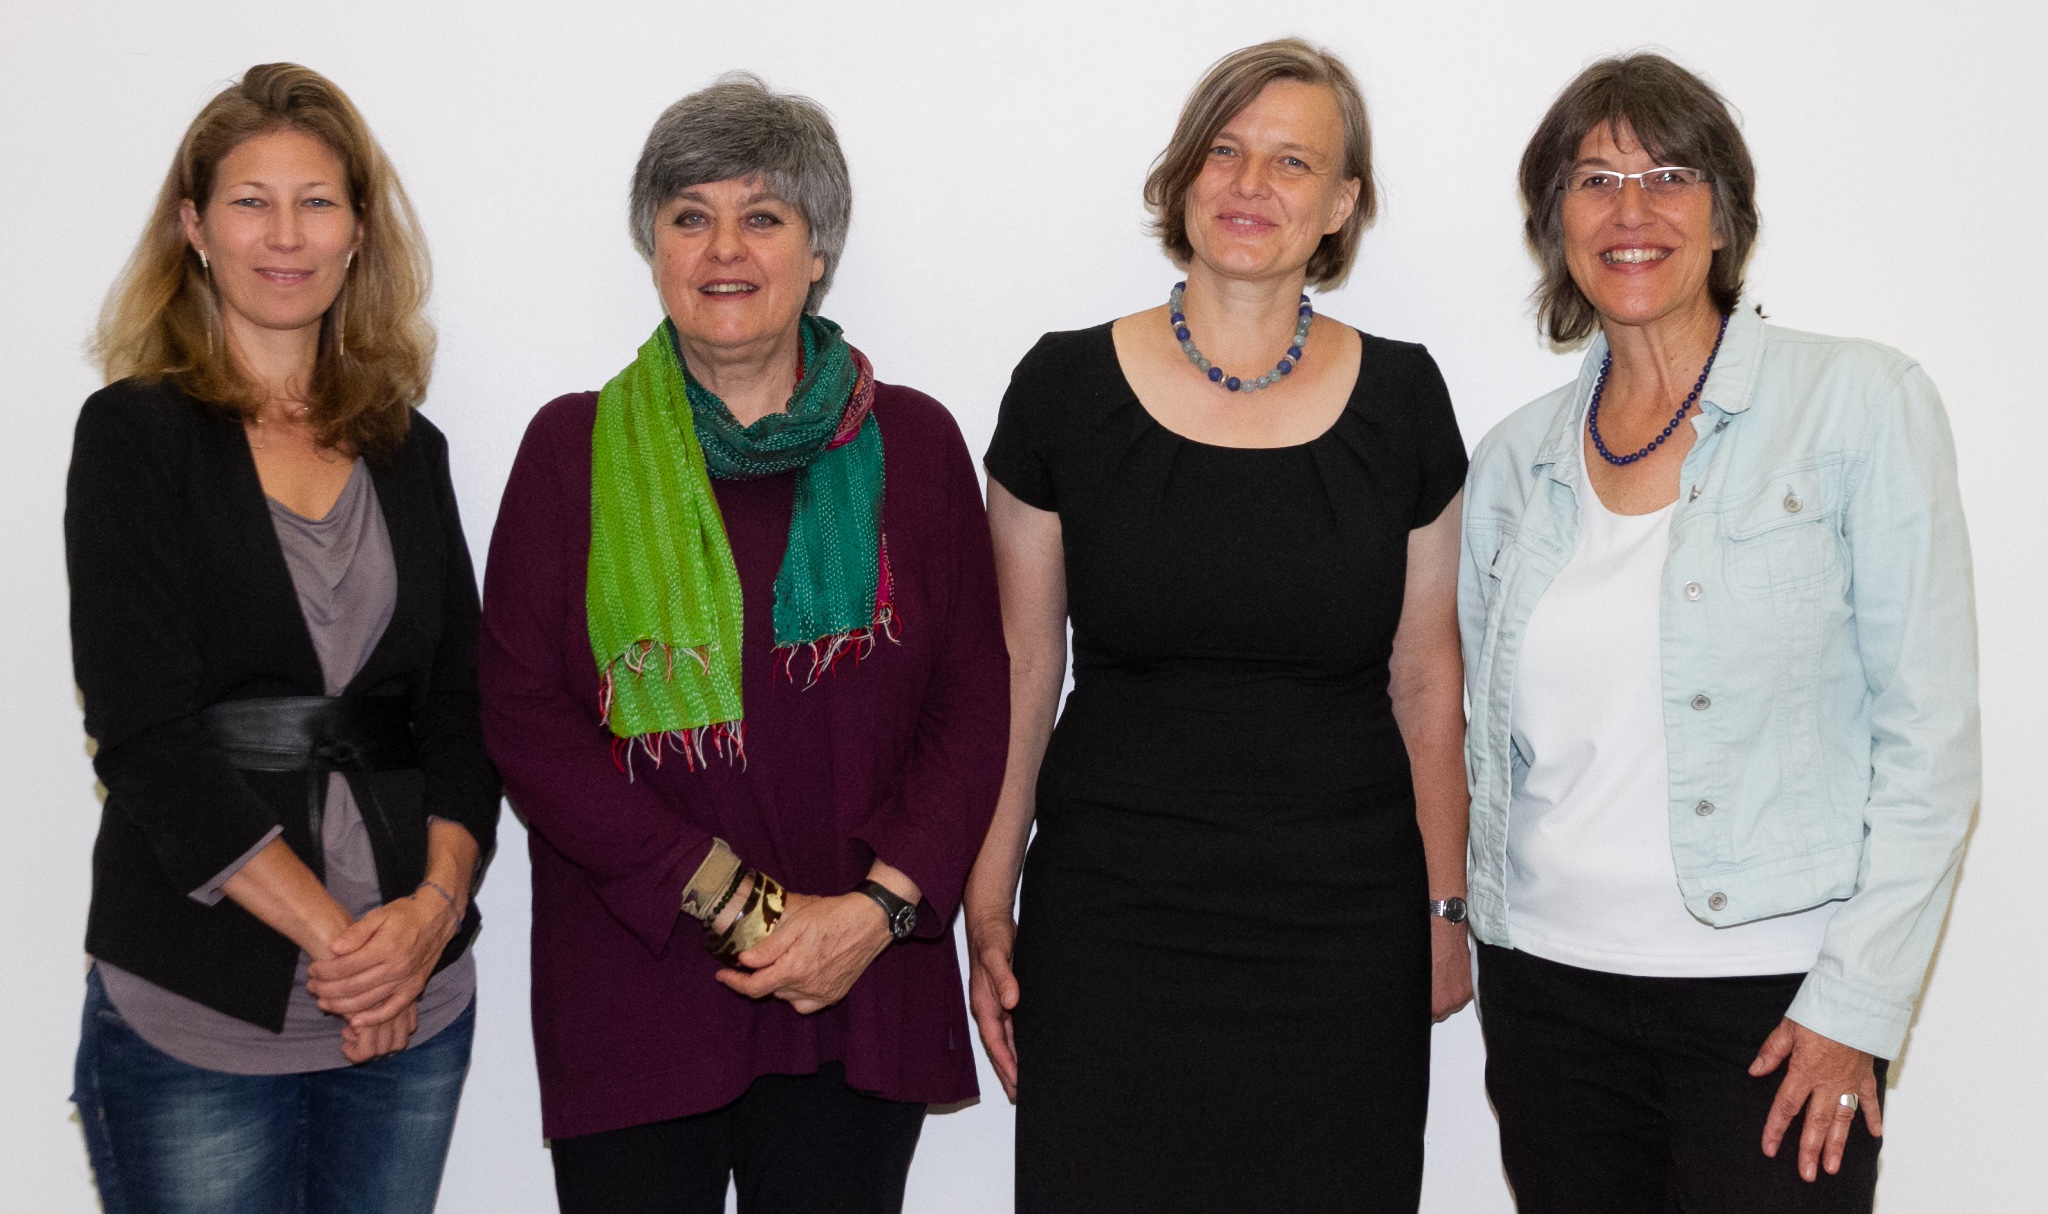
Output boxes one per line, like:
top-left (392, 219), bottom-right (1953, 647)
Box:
top-left (3, 1), bottom-right (2041, 1209)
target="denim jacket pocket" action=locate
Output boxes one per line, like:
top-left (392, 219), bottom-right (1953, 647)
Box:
top-left (1724, 458), bottom-right (1847, 597)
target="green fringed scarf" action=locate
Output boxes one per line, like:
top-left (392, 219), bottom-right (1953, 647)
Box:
top-left (588, 315), bottom-right (892, 769)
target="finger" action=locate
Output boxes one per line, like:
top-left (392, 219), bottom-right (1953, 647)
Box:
top-left (736, 920), bottom-right (804, 971)
top-left (998, 1014), bottom-right (1020, 1097)
top-left (1798, 1088), bottom-right (1833, 1182)
top-left (714, 965), bottom-right (783, 1000)
top-left (346, 986), bottom-right (419, 1029)
top-left (1860, 1071), bottom-right (1884, 1139)
top-left (326, 914), bottom-right (383, 958)
top-left (978, 944), bottom-right (1022, 1010)
top-left (970, 983), bottom-right (1019, 1094)
top-left (1750, 1018), bottom-right (1797, 1077)
top-left (1822, 1090), bottom-right (1856, 1176)
top-left (1760, 1071), bottom-right (1807, 1157)
top-left (313, 966), bottom-right (409, 1010)
top-left (309, 944), bottom-right (399, 985)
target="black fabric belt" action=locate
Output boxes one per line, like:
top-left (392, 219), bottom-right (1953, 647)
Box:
top-left (199, 695), bottom-right (417, 857)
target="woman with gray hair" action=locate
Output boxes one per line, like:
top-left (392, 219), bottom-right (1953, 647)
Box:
top-left (478, 73), bottom-right (1009, 1213)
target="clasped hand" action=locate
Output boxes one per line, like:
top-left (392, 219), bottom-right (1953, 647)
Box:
top-left (307, 890), bottom-right (460, 1062)
top-left (715, 891), bottom-right (893, 1014)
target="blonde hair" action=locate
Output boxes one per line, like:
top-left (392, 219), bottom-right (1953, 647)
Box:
top-left (95, 63), bottom-right (433, 457)
top-left (1143, 38), bottom-right (1376, 289)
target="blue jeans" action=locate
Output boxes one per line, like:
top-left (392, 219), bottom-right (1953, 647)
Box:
top-left (72, 966), bottom-right (474, 1214)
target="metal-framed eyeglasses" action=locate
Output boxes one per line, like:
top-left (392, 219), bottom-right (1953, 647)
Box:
top-left (1565, 166), bottom-right (1710, 199)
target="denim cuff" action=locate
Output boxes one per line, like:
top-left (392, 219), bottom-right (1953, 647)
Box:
top-left (1785, 967), bottom-right (1913, 1060)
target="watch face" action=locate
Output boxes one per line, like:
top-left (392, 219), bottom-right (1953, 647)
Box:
top-left (889, 905), bottom-right (917, 939)
top-left (1445, 897), bottom-right (1467, 924)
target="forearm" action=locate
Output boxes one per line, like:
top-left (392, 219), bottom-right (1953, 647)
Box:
top-left (973, 481), bottom-right (1068, 922)
top-left (1397, 692), bottom-right (1470, 899)
top-left (220, 837), bottom-right (354, 960)
top-left (421, 818), bottom-right (481, 917)
top-left (964, 649), bottom-right (1061, 919)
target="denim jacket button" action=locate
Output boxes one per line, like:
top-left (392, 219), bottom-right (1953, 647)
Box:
top-left (1707, 892), bottom-right (1728, 911)
top-left (1784, 493), bottom-right (1803, 513)
top-left (1691, 693), bottom-right (1712, 711)
top-left (1684, 581), bottom-right (1704, 601)
top-left (1696, 800), bottom-right (1716, 816)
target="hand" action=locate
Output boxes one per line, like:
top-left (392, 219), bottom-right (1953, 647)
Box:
top-left (306, 891), bottom-right (460, 1028)
top-left (339, 1000), bottom-right (417, 1064)
top-left (714, 892), bottom-right (891, 1014)
top-left (1429, 918), bottom-right (1474, 1022)
top-left (1750, 1017), bottom-right (1884, 1181)
top-left (965, 910), bottom-right (1021, 1100)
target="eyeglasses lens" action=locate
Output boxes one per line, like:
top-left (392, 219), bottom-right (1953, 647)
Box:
top-left (1570, 168), bottom-right (1704, 197)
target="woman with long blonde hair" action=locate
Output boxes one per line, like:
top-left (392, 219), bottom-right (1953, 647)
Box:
top-left (67, 63), bottom-right (498, 1213)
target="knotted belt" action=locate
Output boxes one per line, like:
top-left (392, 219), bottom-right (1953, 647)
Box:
top-left (199, 695), bottom-right (417, 855)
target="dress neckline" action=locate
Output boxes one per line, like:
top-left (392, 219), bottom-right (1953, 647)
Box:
top-left (1097, 322), bottom-right (1365, 453)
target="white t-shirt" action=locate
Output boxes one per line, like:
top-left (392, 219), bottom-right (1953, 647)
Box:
top-left (1504, 435), bottom-right (1837, 977)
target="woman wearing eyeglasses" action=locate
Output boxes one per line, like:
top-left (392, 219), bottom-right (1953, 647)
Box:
top-left (1459, 54), bottom-right (1977, 1212)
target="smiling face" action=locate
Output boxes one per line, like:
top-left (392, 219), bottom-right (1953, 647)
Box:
top-left (652, 177), bottom-right (825, 355)
top-left (1561, 120), bottom-right (1722, 330)
top-left (180, 127), bottom-right (360, 340)
top-left (1182, 80), bottom-right (1359, 284)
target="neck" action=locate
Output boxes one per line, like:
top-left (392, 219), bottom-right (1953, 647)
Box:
top-left (223, 310), bottom-right (321, 410)
top-left (1598, 292), bottom-right (1725, 414)
top-left (674, 320), bottom-right (804, 428)
top-left (1178, 261), bottom-right (1310, 370)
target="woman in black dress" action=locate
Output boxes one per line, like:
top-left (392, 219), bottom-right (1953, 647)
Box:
top-left (964, 39), bottom-right (1473, 1212)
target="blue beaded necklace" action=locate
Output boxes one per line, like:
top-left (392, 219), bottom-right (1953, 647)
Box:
top-left (1168, 281), bottom-right (1313, 393)
top-left (1586, 313), bottom-right (1729, 465)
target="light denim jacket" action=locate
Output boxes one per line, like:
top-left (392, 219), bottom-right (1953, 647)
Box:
top-left (1459, 300), bottom-right (1979, 1058)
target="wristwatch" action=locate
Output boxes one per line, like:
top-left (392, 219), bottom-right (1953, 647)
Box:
top-left (1427, 896), bottom-right (1468, 925)
top-left (858, 879), bottom-right (919, 942)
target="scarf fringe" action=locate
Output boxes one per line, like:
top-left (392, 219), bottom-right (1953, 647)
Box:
top-left (608, 721), bottom-right (747, 779)
top-left (599, 641), bottom-right (742, 777)
top-left (776, 602), bottom-right (902, 689)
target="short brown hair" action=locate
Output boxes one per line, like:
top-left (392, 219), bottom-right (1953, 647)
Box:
top-left (95, 63), bottom-right (433, 457)
top-left (1144, 39), bottom-right (1376, 289)
top-left (1519, 53), bottom-right (1759, 345)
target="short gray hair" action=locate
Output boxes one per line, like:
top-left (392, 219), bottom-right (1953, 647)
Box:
top-left (629, 72), bottom-right (852, 314)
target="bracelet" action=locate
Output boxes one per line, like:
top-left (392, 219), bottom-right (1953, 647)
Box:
top-left (706, 871), bottom-right (786, 967)
top-left (700, 864), bottom-right (750, 928)
top-left (417, 879), bottom-right (461, 918)
top-left (680, 839), bottom-right (744, 922)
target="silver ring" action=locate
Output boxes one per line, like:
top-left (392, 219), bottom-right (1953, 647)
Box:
top-left (1837, 1092), bottom-right (1860, 1113)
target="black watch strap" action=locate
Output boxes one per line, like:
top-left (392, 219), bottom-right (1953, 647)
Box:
top-left (858, 879), bottom-right (919, 942)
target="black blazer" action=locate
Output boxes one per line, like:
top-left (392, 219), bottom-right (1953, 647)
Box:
top-left (66, 379), bottom-right (501, 1031)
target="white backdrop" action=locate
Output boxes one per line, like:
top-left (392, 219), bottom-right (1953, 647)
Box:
top-left (3, 2), bottom-right (2043, 1210)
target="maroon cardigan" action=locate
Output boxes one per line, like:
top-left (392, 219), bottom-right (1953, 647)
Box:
top-left (479, 382), bottom-right (1008, 1139)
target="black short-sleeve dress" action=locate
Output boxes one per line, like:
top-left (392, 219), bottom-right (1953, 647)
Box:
top-left (985, 323), bottom-right (1467, 1213)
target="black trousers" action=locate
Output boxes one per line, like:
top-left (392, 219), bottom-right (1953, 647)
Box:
top-left (549, 1064), bottom-right (927, 1214)
top-left (1476, 944), bottom-right (1884, 1214)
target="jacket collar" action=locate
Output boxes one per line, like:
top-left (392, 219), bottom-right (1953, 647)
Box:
top-left (1532, 296), bottom-right (1766, 478)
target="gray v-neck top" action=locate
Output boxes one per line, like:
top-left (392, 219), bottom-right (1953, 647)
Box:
top-left (98, 459), bottom-right (475, 1072)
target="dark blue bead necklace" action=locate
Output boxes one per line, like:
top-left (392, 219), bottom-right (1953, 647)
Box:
top-left (1168, 281), bottom-right (1312, 393)
top-left (1586, 312), bottom-right (1729, 465)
